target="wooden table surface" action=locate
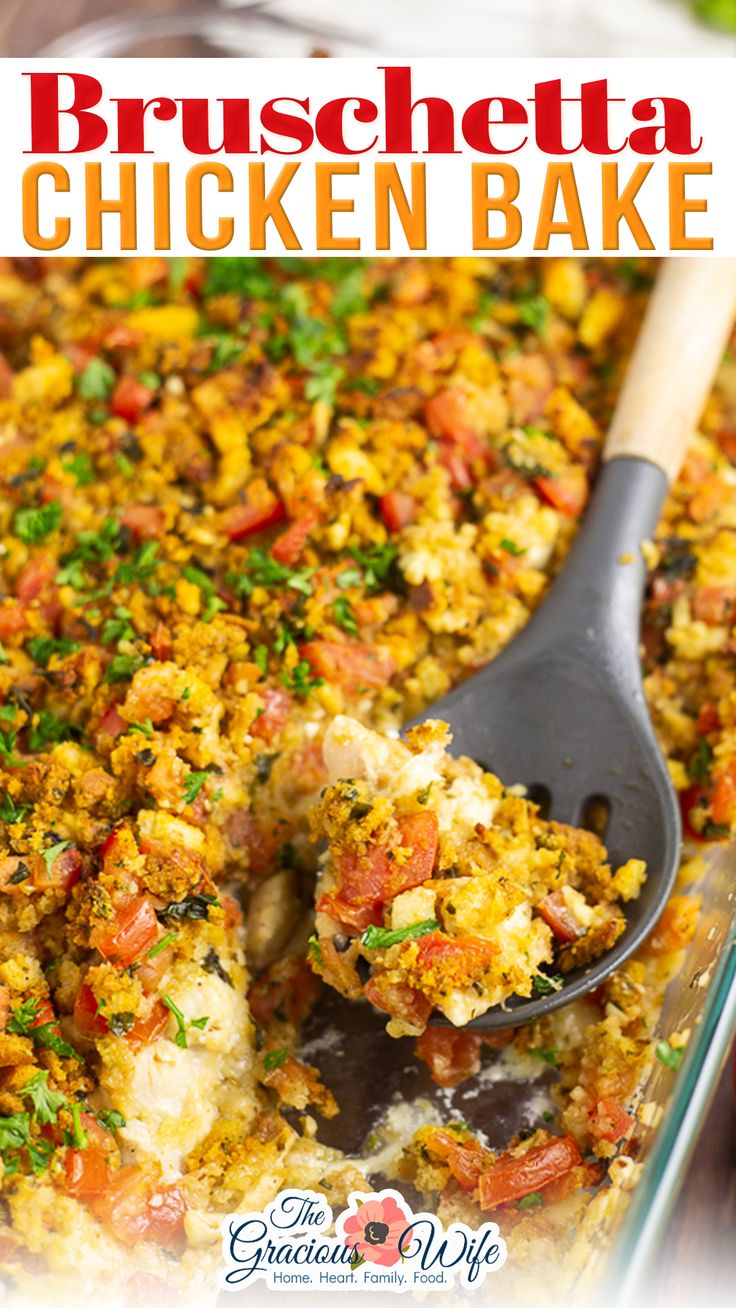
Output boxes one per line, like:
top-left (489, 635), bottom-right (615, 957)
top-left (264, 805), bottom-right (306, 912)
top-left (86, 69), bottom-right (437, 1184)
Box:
top-left (0, 0), bottom-right (734, 1292)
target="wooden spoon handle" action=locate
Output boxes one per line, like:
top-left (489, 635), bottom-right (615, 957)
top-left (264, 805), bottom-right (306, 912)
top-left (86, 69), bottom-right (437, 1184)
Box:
top-left (604, 258), bottom-right (736, 483)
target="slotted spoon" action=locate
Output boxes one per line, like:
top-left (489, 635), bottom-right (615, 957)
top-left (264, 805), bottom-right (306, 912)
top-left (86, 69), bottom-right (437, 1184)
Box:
top-left (407, 257), bottom-right (736, 1030)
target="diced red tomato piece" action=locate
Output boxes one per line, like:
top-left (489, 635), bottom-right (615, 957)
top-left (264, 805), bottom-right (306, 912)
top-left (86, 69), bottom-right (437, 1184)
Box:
top-left (414, 931), bottom-right (498, 973)
top-left (15, 552), bottom-right (57, 603)
top-left (0, 353), bottom-right (14, 399)
top-left (300, 639), bottom-right (395, 693)
top-left (89, 1167), bottom-right (187, 1250)
top-left (149, 622), bottom-right (173, 661)
top-left (126, 1002), bottom-right (169, 1049)
top-left (590, 1097), bottom-right (634, 1145)
top-left (380, 491), bottom-right (416, 532)
top-left (318, 811), bottom-right (439, 929)
top-left (121, 504), bottom-right (165, 541)
top-left (270, 514), bottom-right (316, 566)
top-left (363, 976), bottom-right (432, 1029)
top-left (534, 467), bottom-right (589, 517)
top-left (710, 763), bottom-right (736, 829)
top-left (100, 825), bottom-right (141, 877)
top-left (0, 602), bottom-right (27, 639)
top-left (97, 703), bottom-right (128, 739)
top-left (697, 701), bottom-right (720, 735)
top-left (65, 1145), bottom-right (112, 1198)
top-left (692, 586), bottom-right (736, 626)
top-left (477, 1135), bottom-right (582, 1210)
top-left (92, 896), bottom-right (159, 968)
top-left (680, 783), bottom-right (709, 841)
top-left (143, 1184), bottom-right (188, 1250)
top-left (537, 890), bottom-right (584, 943)
top-left (219, 483), bottom-right (285, 541)
top-left (422, 1128), bottom-right (490, 1192)
top-left (644, 894), bottom-right (699, 957)
top-left (250, 686), bottom-right (292, 742)
top-left (437, 441), bottom-right (474, 490)
top-left (415, 1028), bottom-right (483, 1088)
top-left (0, 986), bottom-right (10, 1032)
top-left (424, 388), bottom-right (478, 442)
top-left (74, 982), bottom-right (109, 1038)
top-left (111, 376), bottom-right (157, 424)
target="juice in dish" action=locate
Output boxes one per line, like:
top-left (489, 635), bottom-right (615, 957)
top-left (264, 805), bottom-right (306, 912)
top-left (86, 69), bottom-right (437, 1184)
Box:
top-left (0, 254), bottom-right (728, 1300)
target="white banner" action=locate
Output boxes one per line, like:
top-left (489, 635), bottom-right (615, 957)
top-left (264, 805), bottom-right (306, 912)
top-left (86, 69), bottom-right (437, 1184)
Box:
top-left (0, 57), bottom-right (733, 256)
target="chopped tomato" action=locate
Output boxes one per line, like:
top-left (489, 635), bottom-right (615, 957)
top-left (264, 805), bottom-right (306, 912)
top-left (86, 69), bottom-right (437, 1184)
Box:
top-left (534, 467), bottom-right (589, 517)
top-left (437, 441), bottom-right (474, 490)
top-left (680, 783), bottom-right (709, 841)
top-left (126, 1001), bottom-right (169, 1050)
top-left (43, 845), bottom-right (83, 893)
top-left (100, 825), bottom-right (141, 877)
top-left (88, 1167), bottom-right (186, 1249)
top-left (692, 586), bottom-right (736, 626)
top-left (0, 353), bottom-right (13, 399)
top-left (414, 931), bottom-right (497, 974)
top-left (15, 552), bottom-right (58, 604)
top-left (250, 686), bottom-right (292, 742)
top-left (65, 1145), bottom-right (112, 1198)
top-left (380, 491), bottom-right (416, 532)
top-left (697, 701), bottom-right (720, 735)
top-left (248, 958), bottom-right (322, 1028)
top-left (424, 388), bottom-right (479, 442)
top-left (709, 763), bottom-right (736, 829)
top-left (219, 482), bottom-right (285, 541)
top-left (590, 1097), bottom-right (634, 1145)
top-left (0, 602), bottom-right (27, 639)
top-left (363, 976), bottom-right (432, 1029)
top-left (644, 894), bottom-right (699, 956)
top-left (477, 1135), bottom-right (582, 1210)
top-left (74, 982), bottom-right (109, 1038)
top-left (97, 703), bottom-right (128, 739)
top-left (143, 1185), bottom-right (188, 1250)
top-left (0, 986), bottom-right (9, 1032)
top-left (111, 375), bottom-right (157, 424)
top-left (300, 639), bottom-right (395, 694)
top-left (537, 890), bottom-right (584, 943)
top-left (149, 622), bottom-right (173, 661)
top-left (121, 504), bottom-right (166, 541)
top-left (423, 1128), bottom-right (490, 1193)
top-left (92, 896), bottom-right (158, 968)
top-left (270, 514), bottom-right (316, 566)
top-left (318, 811), bottom-right (439, 929)
top-left (415, 1029), bottom-right (483, 1088)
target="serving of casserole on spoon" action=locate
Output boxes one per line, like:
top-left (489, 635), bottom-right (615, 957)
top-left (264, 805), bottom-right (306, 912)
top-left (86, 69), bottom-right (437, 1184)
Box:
top-left (309, 258), bottom-right (736, 1032)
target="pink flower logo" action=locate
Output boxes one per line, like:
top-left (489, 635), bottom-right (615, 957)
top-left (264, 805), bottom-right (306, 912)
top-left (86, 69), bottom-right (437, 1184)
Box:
top-left (341, 1194), bottom-right (412, 1267)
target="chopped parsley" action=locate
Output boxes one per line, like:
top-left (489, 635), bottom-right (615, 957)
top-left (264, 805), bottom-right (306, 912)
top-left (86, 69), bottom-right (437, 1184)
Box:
top-left (499, 538), bottom-right (526, 557)
top-left (532, 974), bottom-right (564, 998)
top-left (156, 892), bottom-right (219, 923)
top-left (13, 500), bottom-right (63, 545)
top-left (263, 1046), bottom-right (289, 1073)
top-left (182, 770), bottom-right (212, 806)
top-left (20, 1071), bottom-right (67, 1125)
top-left (360, 919), bottom-right (439, 950)
top-left (147, 932), bottom-right (177, 959)
top-left (181, 566), bottom-right (227, 622)
top-left (27, 710), bottom-right (80, 753)
top-left (114, 540), bottom-right (160, 587)
top-left (333, 596), bottom-right (358, 635)
top-left (109, 1012), bottom-right (136, 1036)
top-left (77, 358), bottom-right (115, 400)
top-left (129, 718), bottom-right (155, 737)
top-left (307, 934), bottom-right (323, 967)
top-left (62, 451), bottom-right (96, 486)
top-left (349, 543), bottom-right (399, 592)
top-left (528, 1047), bottom-right (560, 1067)
top-left (232, 548), bottom-right (314, 599)
top-left (655, 1039), bottom-right (685, 1071)
top-left (162, 994), bottom-right (188, 1048)
top-left (517, 1192), bottom-right (544, 1210)
top-left (304, 361), bottom-right (344, 407)
top-left (517, 294), bottom-right (551, 335)
top-left (98, 1109), bottom-right (126, 1133)
top-left (40, 839), bottom-right (72, 877)
top-left (281, 659), bottom-right (323, 697)
top-left (104, 652), bottom-right (145, 685)
top-left (0, 792), bottom-right (31, 824)
top-left (26, 635), bottom-right (80, 667)
top-left (101, 606), bottom-right (135, 646)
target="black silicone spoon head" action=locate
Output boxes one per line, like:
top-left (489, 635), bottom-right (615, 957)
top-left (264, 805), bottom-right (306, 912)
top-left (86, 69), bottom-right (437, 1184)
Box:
top-left (406, 456), bottom-right (682, 1031)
